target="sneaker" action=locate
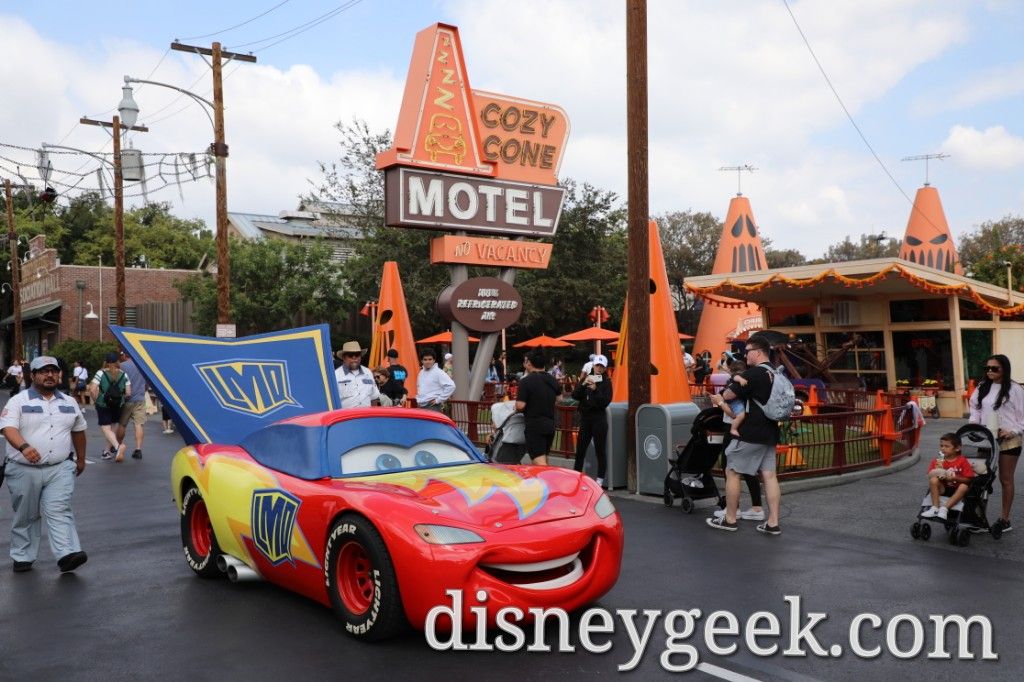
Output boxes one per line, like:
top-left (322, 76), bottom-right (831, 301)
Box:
top-left (12, 561), bottom-right (33, 573)
top-left (162, 428), bottom-right (174, 435)
top-left (706, 516), bottom-right (738, 532)
top-left (57, 551), bottom-right (87, 573)
top-left (756, 522), bottom-right (782, 536)
top-left (993, 518), bottom-right (1013, 533)
top-left (713, 508), bottom-right (765, 521)
top-left (937, 506), bottom-right (949, 520)
top-left (101, 451), bottom-right (114, 461)
top-left (131, 449), bottom-right (142, 460)
top-left (681, 476), bottom-right (704, 489)
top-left (920, 506), bottom-right (939, 519)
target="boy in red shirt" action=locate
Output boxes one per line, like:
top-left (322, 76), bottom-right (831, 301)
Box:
top-left (921, 432), bottom-right (975, 521)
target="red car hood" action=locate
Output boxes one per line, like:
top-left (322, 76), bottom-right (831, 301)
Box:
top-left (342, 463), bottom-right (596, 530)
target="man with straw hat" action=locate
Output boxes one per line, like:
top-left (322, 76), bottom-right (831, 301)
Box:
top-left (335, 341), bottom-right (380, 409)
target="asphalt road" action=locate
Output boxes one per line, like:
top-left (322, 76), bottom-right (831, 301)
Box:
top-left (0, 407), bottom-right (1020, 681)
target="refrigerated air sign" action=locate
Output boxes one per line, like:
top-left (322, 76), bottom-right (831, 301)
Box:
top-left (376, 23), bottom-right (569, 238)
top-left (436, 277), bottom-right (523, 332)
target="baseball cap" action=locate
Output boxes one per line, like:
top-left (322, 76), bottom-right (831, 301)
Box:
top-left (386, 348), bottom-right (399, 359)
top-left (30, 356), bottom-right (60, 371)
top-left (592, 354), bottom-right (609, 367)
top-left (105, 352), bottom-right (120, 363)
top-left (444, 353), bottom-right (453, 360)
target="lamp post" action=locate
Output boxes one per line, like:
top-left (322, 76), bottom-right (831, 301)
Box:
top-left (130, 41), bottom-right (256, 338)
top-left (80, 86), bottom-right (148, 328)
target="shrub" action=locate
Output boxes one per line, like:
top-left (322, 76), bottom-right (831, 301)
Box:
top-left (50, 339), bottom-right (119, 381)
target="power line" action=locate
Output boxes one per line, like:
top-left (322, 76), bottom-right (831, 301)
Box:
top-left (179, 0), bottom-right (294, 41)
top-left (781, 0), bottom-right (946, 238)
top-left (228, 0), bottom-right (364, 52)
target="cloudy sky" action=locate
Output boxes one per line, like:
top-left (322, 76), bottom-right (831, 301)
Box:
top-left (0, 0), bottom-right (1021, 258)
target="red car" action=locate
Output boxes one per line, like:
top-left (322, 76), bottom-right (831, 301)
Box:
top-left (171, 408), bottom-right (623, 640)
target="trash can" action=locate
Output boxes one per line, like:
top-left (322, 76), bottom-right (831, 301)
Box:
top-left (635, 402), bottom-right (701, 495)
top-left (595, 402), bottom-right (628, 490)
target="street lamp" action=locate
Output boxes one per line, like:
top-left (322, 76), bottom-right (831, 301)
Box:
top-left (124, 45), bottom-right (252, 337)
top-left (84, 302), bottom-right (99, 320)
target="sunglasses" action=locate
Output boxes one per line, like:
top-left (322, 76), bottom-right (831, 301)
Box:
top-left (342, 353), bottom-right (362, 358)
top-left (985, 366), bottom-right (1002, 372)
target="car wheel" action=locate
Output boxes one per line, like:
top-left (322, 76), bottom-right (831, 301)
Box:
top-left (325, 515), bottom-right (406, 640)
top-left (181, 486), bottom-right (222, 578)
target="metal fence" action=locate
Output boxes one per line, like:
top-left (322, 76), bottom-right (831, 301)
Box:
top-left (446, 395), bottom-right (920, 481)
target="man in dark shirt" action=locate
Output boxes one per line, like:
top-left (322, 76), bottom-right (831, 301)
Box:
top-left (383, 349), bottom-right (409, 406)
top-left (706, 334), bottom-right (783, 536)
top-left (515, 349), bottom-right (559, 466)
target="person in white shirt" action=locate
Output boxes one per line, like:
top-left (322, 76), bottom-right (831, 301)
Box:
top-left (335, 341), bottom-right (380, 409)
top-left (4, 360), bottom-right (24, 395)
top-left (968, 354), bottom-right (1024, 534)
top-left (416, 350), bottom-right (455, 411)
top-left (71, 360), bottom-right (90, 406)
top-left (1, 356), bottom-right (89, 573)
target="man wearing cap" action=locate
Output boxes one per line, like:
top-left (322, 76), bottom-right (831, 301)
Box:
top-left (335, 341), bottom-right (380, 409)
top-left (1, 356), bottom-right (89, 573)
top-left (572, 355), bottom-right (613, 486)
top-left (89, 352), bottom-right (131, 462)
top-left (416, 350), bottom-right (455, 412)
top-left (382, 349), bottom-right (409, 406)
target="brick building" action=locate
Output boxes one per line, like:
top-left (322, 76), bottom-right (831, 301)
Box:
top-left (1, 234), bottom-right (198, 361)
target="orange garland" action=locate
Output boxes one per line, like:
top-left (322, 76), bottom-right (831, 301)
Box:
top-left (686, 264), bottom-right (1024, 317)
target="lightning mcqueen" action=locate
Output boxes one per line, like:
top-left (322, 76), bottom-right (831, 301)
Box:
top-left (171, 408), bottom-right (623, 640)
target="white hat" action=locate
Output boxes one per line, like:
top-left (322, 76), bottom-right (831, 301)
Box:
top-left (589, 354), bottom-right (596, 361)
top-left (592, 354), bottom-right (608, 367)
top-left (444, 353), bottom-right (453, 360)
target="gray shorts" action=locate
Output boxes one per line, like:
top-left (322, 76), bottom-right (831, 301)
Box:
top-left (724, 439), bottom-right (776, 476)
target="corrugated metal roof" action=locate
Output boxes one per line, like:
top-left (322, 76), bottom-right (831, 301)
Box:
top-left (228, 212), bottom-right (364, 241)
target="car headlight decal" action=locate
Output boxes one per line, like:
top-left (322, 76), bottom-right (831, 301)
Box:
top-left (594, 493), bottom-right (616, 519)
top-left (414, 524), bottom-right (485, 545)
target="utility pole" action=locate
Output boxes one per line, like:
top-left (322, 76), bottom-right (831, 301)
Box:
top-left (171, 41), bottom-right (257, 336)
top-left (626, 0), bottom-right (650, 489)
top-left (79, 115), bottom-right (148, 327)
top-left (3, 179), bottom-right (27, 361)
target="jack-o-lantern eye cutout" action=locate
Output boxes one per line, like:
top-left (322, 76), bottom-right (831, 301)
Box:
top-left (746, 217), bottom-right (757, 238)
top-left (930, 234), bottom-right (948, 245)
top-left (731, 217), bottom-right (743, 237)
top-left (906, 236), bottom-right (923, 246)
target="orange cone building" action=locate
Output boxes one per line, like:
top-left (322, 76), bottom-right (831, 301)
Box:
top-left (898, 186), bottom-right (961, 274)
top-left (612, 220), bottom-right (691, 403)
top-left (692, 196), bottom-right (768, 360)
top-left (370, 261), bottom-right (419, 398)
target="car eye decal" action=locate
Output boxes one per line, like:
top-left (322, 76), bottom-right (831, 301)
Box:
top-left (415, 450), bottom-right (438, 467)
top-left (376, 454), bottom-right (402, 471)
top-left (930, 234), bottom-right (948, 245)
top-left (905, 236), bottom-right (922, 246)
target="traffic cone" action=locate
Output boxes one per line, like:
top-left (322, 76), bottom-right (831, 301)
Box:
top-left (806, 385), bottom-right (821, 415)
top-left (371, 261), bottom-right (419, 398)
top-left (864, 389), bottom-right (885, 434)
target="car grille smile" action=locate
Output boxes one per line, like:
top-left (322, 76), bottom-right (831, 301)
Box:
top-left (479, 551), bottom-right (584, 590)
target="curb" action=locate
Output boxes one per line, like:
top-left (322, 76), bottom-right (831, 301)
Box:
top-left (603, 449), bottom-right (922, 505)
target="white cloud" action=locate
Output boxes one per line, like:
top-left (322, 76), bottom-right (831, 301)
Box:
top-left (942, 124), bottom-right (1024, 169)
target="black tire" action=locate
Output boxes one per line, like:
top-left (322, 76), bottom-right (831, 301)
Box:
top-left (910, 522), bottom-right (921, 539)
top-left (181, 486), bottom-right (222, 578)
top-left (680, 497), bottom-right (695, 514)
top-left (919, 523), bottom-right (931, 541)
top-left (958, 528), bottom-right (971, 547)
top-left (325, 515), bottom-right (406, 641)
top-left (663, 489), bottom-right (674, 507)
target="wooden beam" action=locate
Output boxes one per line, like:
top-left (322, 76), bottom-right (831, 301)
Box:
top-left (171, 42), bottom-right (257, 63)
top-left (79, 117), bottom-right (149, 133)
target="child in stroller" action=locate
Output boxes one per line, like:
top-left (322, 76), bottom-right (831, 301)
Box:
top-left (664, 407), bottom-right (728, 513)
top-left (911, 425), bottom-right (1002, 546)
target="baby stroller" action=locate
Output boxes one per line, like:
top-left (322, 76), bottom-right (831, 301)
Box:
top-left (910, 423), bottom-right (1001, 546)
top-left (664, 407), bottom-right (728, 513)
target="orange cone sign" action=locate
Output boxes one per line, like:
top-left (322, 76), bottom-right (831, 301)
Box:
top-left (370, 261), bottom-right (419, 398)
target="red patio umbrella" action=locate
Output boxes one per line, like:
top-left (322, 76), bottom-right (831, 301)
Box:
top-left (415, 330), bottom-right (480, 344)
top-left (513, 334), bottom-right (573, 348)
top-left (557, 327), bottom-right (620, 343)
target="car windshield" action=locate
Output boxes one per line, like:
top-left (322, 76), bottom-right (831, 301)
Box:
top-left (339, 439), bottom-right (476, 476)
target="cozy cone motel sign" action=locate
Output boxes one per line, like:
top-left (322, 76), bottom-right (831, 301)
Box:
top-left (376, 23), bottom-right (569, 249)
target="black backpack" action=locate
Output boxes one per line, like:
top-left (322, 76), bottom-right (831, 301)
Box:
top-left (101, 371), bottom-right (126, 411)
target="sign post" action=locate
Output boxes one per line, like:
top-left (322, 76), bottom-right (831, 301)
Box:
top-left (376, 23), bottom-right (570, 401)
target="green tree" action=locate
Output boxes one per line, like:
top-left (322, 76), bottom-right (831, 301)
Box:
top-left (764, 247), bottom-right (807, 268)
top-left (175, 237), bottom-right (347, 336)
top-left (310, 118), bottom-right (391, 232)
top-left (819, 233), bottom-right (899, 263)
top-left (957, 215), bottom-right (1024, 288)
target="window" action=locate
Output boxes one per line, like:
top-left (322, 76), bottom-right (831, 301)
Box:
top-left (106, 307), bottom-right (137, 326)
top-left (892, 331), bottom-right (953, 390)
top-left (889, 298), bottom-right (948, 323)
top-left (767, 304), bottom-right (815, 326)
top-left (958, 298), bottom-right (994, 321)
top-left (824, 331), bottom-right (886, 389)
top-left (961, 329), bottom-right (992, 384)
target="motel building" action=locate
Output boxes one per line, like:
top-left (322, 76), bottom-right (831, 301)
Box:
top-left (685, 186), bottom-right (1024, 418)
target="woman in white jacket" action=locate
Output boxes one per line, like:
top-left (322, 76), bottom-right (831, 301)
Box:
top-left (969, 354), bottom-right (1024, 534)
